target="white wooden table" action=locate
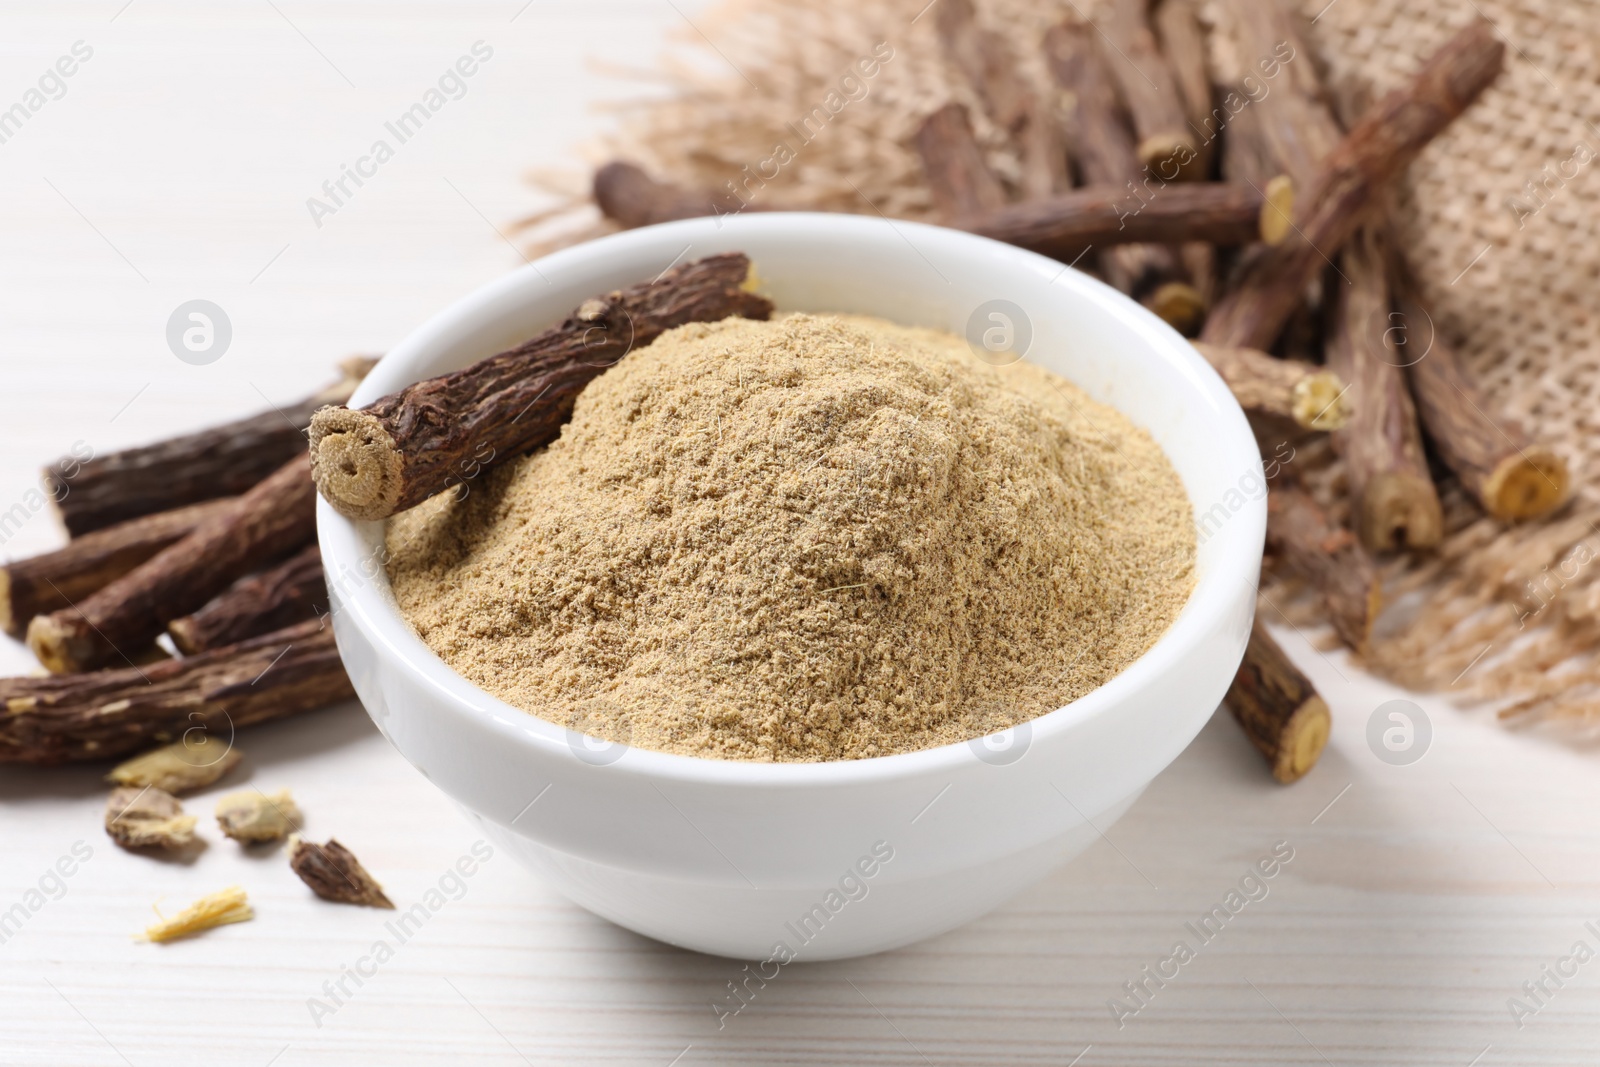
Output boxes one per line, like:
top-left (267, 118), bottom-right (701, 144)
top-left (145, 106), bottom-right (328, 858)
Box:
top-left (2, 4), bottom-right (1597, 1064)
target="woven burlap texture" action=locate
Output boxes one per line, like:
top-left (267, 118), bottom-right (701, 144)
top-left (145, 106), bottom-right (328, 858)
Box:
top-left (524, 0), bottom-right (1600, 723)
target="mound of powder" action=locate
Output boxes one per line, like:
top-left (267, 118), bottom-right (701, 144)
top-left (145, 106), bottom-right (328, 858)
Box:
top-left (385, 313), bottom-right (1194, 762)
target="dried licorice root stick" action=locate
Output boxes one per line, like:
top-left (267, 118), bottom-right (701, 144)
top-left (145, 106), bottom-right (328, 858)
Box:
top-left (1192, 342), bottom-right (1350, 431)
top-left (1101, 0), bottom-right (1203, 180)
top-left (0, 618), bottom-right (351, 765)
top-left (1153, 0), bottom-right (1221, 308)
top-left (0, 497), bottom-right (236, 636)
top-left (1227, 621), bottom-right (1331, 783)
top-left (967, 184), bottom-right (1271, 260)
top-left (1152, 0), bottom-right (1216, 177)
top-left (591, 160), bottom-right (1273, 265)
top-left (1266, 481), bottom-right (1382, 649)
top-left (1214, 0), bottom-right (1342, 190)
top-left (1215, 94), bottom-right (1298, 246)
top-left (310, 253), bottom-right (774, 522)
top-left (913, 103), bottom-right (1008, 219)
top-left (1043, 19), bottom-right (1204, 332)
top-left (1394, 287), bottom-right (1570, 522)
top-left (47, 357), bottom-right (375, 537)
top-left (28, 456), bottom-right (315, 674)
top-left (932, 0), bottom-right (1068, 199)
top-left (1202, 20), bottom-right (1504, 351)
top-left (593, 161), bottom-right (761, 228)
top-left (1324, 227), bottom-right (1442, 552)
top-left (169, 544), bottom-right (326, 654)
top-left (933, 0), bottom-right (1029, 138)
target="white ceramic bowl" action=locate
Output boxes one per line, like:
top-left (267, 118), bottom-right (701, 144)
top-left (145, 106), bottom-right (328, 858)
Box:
top-left (318, 213), bottom-right (1265, 961)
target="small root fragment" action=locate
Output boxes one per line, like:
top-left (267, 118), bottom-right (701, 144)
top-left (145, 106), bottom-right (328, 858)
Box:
top-left (215, 788), bottom-right (302, 843)
top-left (107, 736), bottom-right (241, 795)
top-left (140, 886), bottom-right (253, 943)
top-left (105, 785), bottom-right (198, 851)
top-left (288, 835), bottom-right (394, 908)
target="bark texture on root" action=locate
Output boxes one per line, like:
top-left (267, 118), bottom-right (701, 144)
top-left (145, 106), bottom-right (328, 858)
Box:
top-left (913, 102), bottom-right (1008, 218)
top-left (168, 545), bottom-right (327, 655)
top-left (309, 254), bottom-right (771, 523)
top-left (932, 0), bottom-right (1069, 199)
top-left (288, 837), bottom-right (394, 908)
top-left (1, 618), bottom-right (350, 765)
top-left (591, 160), bottom-right (1268, 267)
top-left (27, 456), bottom-right (316, 674)
top-left (1226, 621), bottom-right (1331, 783)
top-left (1201, 20), bottom-right (1505, 351)
top-left (966, 182), bottom-right (1268, 259)
top-left (46, 359), bottom-right (373, 537)
top-left (1266, 482), bottom-right (1382, 649)
top-left (593, 160), bottom-right (759, 227)
top-left (1214, 0), bottom-right (1343, 188)
top-left (1152, 0), bottom-right (1216, 177)
top-left (0, 498), bottom-right (236, 636)
top-left (1193, 341), bottom-right (1351, 430)
top-left (1393, 286), bottom-right (1570, 521)
top-left (1324, 227), bottom-right (1443, 552)
top-left (1102, 0), bottom-right (1203, 180)
top-left (1042, 18), bottom-right (1200, 327)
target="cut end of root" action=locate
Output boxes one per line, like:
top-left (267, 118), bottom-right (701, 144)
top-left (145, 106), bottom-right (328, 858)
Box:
top-left (1259, 175), bottom-right (1295, 246)
top-left (167, 616), bottom-right (202, 656)
top-left (1136, 133), bottom-right (1202, 181)
top-left (741, 261), bottom-right (763, 294)
top-left (308, 408), bottom-right (404, 522)
top-left (0, 567), bottom-right (14, 637)
top-left (1361, 472), bottom-right (1444, 553)
top-left (1146, 282), bottom-right (1207, 336)
top-left (1272, 696), bottom-right (1331, 783)
top-left (1292, 370), bottom-right (1352, 431)
top-left (25, 613), bottom-right (78, 675)
top-left (1482, 448), bottom-right (1570, 522)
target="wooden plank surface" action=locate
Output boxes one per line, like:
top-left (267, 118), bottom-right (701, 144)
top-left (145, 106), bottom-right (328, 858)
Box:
top-left (2, 3), bottom-right (1597, 1064)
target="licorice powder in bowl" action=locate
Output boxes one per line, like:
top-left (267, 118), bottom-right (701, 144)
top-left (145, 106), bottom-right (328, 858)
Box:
top-left (385, 312), bottom-right (1194, 762)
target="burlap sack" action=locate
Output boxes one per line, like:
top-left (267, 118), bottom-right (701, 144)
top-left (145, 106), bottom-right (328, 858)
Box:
top-left (525, 0), bottom-right (1600, 723)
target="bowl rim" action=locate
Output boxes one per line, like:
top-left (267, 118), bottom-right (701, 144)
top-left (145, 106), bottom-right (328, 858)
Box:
top-left (319, 212), bottom-right (1265, 789)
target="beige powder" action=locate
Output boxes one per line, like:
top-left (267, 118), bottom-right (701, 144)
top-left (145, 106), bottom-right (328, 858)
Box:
top-left (386, 313), bottom-right (1195, 762)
